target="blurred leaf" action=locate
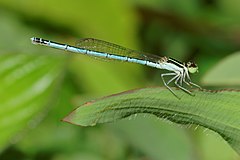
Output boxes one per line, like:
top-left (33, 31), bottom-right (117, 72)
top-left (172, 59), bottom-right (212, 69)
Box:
top-left (15, 74), bottom-right (81, 155)
top-left (0, 53), bottom-right (65, 151)
top-left (202, 52), bottom-right (240, 86)
top-left (111, 116), bottom-right (194, 160)
top-left (16, 76), bottom-right (126, 158)
top-left (64, 87), bottom-right (240, 155)
top-left (196, 129), bottom-right (239, 160)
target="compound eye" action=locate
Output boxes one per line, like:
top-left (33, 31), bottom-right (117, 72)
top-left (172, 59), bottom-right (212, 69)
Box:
top-left (187, 62), bottom-right (191, 66)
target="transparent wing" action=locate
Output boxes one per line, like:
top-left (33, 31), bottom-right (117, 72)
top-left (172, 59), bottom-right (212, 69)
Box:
top-left (75, 38), bottom-right (162, 63)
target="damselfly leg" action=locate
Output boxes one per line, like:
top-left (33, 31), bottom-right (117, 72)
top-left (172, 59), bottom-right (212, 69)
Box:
top-left (161, 72), bottom-right (197, 99)
top-left (183, 75), bottom-right (202, 90)
top-left (161, 73), bottom-right (181, 99)
top-left (189, 81), bottom-right (202, 90)
top-left (175, 76), bottom-right (194, 96)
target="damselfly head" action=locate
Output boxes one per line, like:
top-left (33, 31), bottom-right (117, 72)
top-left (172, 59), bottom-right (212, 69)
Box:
top-left (186, 62), bottom-right (198, 74)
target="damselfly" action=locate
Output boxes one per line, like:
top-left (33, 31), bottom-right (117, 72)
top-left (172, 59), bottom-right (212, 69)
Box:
top-left (31, 37), bottom-right (202, 98)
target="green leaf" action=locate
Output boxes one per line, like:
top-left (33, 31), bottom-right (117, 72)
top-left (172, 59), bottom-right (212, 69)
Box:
top-left (202, 52), bottom-right (240, 86)
top-left (111, 117), bottom-right (194, 160)
top-left (63, 87), bottom-right (240, 154)
top-left (0, 53), bottom-right (65, 151)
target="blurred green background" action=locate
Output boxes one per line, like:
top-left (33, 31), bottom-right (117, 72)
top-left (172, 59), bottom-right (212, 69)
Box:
top-left (0, 0), bottom-right (240, 160)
